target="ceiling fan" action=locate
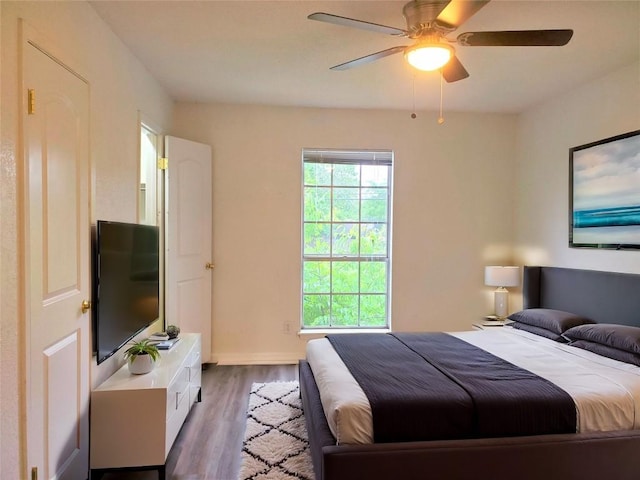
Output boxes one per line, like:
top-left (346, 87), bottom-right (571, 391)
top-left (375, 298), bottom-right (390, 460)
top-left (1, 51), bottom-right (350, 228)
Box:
top-left (308, 0), bottom-right (573, 82)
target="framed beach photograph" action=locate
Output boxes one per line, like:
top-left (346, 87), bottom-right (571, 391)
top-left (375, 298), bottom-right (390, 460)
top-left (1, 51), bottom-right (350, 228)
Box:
top-left (570, 130), bottom-right (640, 250)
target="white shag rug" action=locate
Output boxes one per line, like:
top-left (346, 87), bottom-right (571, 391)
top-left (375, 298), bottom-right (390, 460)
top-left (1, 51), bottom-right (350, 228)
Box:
top-left (239, 381), bottom-right (314, 480)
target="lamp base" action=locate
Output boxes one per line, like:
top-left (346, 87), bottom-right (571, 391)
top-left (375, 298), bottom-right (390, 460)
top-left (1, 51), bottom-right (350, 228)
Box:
top-left (493, 287), bottom-right (509, 319)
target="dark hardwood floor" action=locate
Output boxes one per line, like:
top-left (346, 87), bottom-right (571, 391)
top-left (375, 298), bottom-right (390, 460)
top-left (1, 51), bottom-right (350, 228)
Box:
top-left (99, 363), bottom-right (299, 480)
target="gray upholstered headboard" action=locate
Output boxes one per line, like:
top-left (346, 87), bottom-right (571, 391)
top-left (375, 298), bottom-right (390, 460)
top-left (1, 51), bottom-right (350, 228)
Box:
top-left (523, 266), bottom-right (640, 327)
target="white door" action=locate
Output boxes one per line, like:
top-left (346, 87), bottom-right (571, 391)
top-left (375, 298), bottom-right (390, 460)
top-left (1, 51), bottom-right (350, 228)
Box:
top-left (23, 39), bottom-right (91, 479)
top-left (165, 136), bottom-right (213, 363)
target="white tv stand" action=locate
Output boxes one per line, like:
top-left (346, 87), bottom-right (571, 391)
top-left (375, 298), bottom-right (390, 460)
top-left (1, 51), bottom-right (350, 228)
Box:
top-left (90, 333), bottom-right (201, 479)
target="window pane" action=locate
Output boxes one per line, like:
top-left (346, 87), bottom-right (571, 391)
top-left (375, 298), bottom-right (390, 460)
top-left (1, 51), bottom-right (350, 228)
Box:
top-left (333, 164), bottom-right (360, 186)
top-left (360, 295), bottom-right (387, 326)
top-left (304, 223), bottom-right (330, 255)
top-left (303, 261), bottom-right (330, 293)
top-left (333, 223), bottom-right (360, 256)
top-left (140, 126), bottom-right (158, 226)
top-left (361, 224), bottom-right (387, 255)
top-left (332, 261), bottom-right (359, 293)
top-left (332, 295), bottom-right (359, 326)
top-left (303, 295), bottom-right (330, 327)
top-left (361, 188), bottom-right (387, 222)
top-left (304, 186), bottom-right (331, 221)
top-left (362, 165), bottom-right (388, 187)
top-left (333, 187), bottom-right (360, 222)
top-left (304, 162), bottom-right (332, 186)
top-left (361, 262), bottom-right (387, 293)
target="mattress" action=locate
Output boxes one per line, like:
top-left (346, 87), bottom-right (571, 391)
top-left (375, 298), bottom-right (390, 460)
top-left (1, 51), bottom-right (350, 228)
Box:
top-left (306, 328), bottom-right (640, 445)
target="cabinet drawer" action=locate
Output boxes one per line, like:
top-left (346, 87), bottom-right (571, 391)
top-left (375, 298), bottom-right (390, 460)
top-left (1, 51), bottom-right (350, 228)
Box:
top-left (188, 348), bottom-right (202, 400)
top-left (166, 385), bottom-right (190, 454)
top-left (189, 362), bottom-right (202, 386)
top-left (188, 350), bottom-right (201, 374)
top-left (166, 366), bottom-right (190, 418)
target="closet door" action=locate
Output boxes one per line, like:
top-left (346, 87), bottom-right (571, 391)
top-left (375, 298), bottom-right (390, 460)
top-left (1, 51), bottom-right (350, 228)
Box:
top-left (23, 31), bottom-right (91, 480)
top-left (165, 136), bottom-right (213, 363)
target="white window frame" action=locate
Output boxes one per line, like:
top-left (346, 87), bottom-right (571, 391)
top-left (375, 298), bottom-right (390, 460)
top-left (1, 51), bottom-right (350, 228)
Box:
top-left (301, 148), bottom-right (393, 330)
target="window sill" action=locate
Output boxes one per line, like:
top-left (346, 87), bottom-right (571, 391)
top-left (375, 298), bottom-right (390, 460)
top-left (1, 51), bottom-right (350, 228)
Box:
top-left (298, 328), bottom-right (391, 336)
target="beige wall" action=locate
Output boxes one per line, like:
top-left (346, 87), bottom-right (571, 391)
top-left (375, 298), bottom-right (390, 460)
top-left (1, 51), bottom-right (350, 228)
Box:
top-left (171, 104), bottom-right (518, 364)
top-left (0, 1), bottom-right (173, 477)
top-left (3, 3), bottom-right (635, 478)
top-left (514, 61), bottom-right (640, 277)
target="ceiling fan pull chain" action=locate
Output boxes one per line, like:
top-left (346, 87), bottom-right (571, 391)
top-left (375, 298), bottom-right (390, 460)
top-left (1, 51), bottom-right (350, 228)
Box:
top-left (411, 73), bottom-right (417, 119)
top-left (438, 72), bottom-right (445, 125)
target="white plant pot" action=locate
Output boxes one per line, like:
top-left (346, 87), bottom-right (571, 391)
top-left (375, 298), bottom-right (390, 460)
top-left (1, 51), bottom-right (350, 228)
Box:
top-left (128, 354), bottom-right (156, 375)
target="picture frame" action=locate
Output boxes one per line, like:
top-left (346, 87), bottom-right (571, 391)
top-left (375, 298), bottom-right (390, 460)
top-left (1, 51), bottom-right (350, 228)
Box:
top-left (569, 129), bottom-right (640, 250)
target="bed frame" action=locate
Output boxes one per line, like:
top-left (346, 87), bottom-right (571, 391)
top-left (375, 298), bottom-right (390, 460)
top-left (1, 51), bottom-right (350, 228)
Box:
top-left (299, 266), bottom-right (640, 480)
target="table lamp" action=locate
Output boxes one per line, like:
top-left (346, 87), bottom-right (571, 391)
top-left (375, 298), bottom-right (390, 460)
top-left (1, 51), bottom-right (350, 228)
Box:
top-left (485, 266), bottom-right (520, 319)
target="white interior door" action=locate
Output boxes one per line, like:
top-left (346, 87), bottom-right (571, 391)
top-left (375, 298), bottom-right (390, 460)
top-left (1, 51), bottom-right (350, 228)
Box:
top-left (165, 136), bottom-right (213, 363)
top-left (23, 38), bottom-right (91, 480)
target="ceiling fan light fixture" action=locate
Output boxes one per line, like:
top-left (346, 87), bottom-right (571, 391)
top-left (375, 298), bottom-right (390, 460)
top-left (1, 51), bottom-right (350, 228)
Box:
top-left (405, 42), bottom-right (453, 71)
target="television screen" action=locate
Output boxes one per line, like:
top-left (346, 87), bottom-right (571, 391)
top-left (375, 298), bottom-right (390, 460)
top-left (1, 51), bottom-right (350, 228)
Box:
top-left (93, 220), bottom-right (160, 364)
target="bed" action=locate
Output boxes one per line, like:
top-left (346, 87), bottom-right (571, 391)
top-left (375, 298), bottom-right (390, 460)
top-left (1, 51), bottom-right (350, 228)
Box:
top-left (299, 266), bottom-right (640, 480)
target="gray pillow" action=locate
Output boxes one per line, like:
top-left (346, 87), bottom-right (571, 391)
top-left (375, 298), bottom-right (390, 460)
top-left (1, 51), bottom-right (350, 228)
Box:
top-left (509, 321), bottom-right (568, 342)
top-left (568, 340), bottom-right (640, 367)
top-left (508, 308), bottom-right (594, 335)
top-left (563, 324), bottom-right (640, 355)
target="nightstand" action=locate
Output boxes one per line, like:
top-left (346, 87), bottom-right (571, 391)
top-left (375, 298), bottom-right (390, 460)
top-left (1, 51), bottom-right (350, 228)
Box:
top-left (472, 318), bottom-right (513, 330)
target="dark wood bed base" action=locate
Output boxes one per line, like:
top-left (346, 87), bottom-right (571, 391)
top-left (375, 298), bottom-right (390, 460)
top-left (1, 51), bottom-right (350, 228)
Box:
top-left (300, 266), bottom-right (640, 480)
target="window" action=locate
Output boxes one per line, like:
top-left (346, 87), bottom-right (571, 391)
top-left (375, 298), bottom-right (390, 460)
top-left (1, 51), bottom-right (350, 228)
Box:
top-left (302, 149), bottom-right (393, 330)
top-left (139, 124), bottom-right (160, 226)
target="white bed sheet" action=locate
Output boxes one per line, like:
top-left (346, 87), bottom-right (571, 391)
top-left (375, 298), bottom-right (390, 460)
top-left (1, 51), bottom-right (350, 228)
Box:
top-left (306, 328), bottom-right (640, 445)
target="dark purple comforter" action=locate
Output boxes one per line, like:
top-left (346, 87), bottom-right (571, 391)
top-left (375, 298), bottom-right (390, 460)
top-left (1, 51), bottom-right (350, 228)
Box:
top-left (326, 332), bottom-right (576, 443)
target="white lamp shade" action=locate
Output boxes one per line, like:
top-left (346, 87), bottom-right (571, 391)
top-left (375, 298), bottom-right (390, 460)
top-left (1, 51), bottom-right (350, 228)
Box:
top-left (484, 266), bottom-right (520, 288)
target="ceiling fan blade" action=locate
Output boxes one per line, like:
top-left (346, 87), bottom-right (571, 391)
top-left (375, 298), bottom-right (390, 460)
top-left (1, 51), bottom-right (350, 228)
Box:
top-left (457, 29), bottom-right (574, 46)
top-left (436, 0), bottom-right (491, 30)
top-left (442, 55), bottom-right (469, 83)
top-left (308, 12), bottom-right (407, 37)
top-left (330, 46), bottom-right (407, 71)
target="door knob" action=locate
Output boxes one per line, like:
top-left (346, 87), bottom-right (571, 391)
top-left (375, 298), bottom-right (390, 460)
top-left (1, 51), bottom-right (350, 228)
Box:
top-left (205, 262), bottom-right (215, 270)
top-left (81, 300), bottom-right (91, 314)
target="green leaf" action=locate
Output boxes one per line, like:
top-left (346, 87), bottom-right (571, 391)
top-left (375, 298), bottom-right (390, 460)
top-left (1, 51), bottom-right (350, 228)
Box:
top-left (303, 261), bottom-right (330, 293)
top-left (123, 338), bottom-right (160, 362)
top-left (331, 295), bottom-right (359, 326)
top-left (304, 163), bottom-right (332, 186)
top-left (333, 164), bottom-right (359, 186)
top-left (360, 294), bottom-right (387, 326)
top-left (361, 262), bottom-right (387, 293)
top-left (332, 261), bottom-right (359, 293)
top-left (303, 295), bottom-right (330, 327)
top-left (304, 224), bottom-right (330, 255)
top-left (304, 186), bottom-right (331, 221)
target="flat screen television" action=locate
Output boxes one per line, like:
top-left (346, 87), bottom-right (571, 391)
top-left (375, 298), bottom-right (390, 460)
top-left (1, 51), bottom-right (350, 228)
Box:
top-left (93, 220), bottom-right (160, 364)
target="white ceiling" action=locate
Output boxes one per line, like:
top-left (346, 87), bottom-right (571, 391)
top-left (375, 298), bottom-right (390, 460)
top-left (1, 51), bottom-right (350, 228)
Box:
top-left (90, 0), bottom-right (640, 113)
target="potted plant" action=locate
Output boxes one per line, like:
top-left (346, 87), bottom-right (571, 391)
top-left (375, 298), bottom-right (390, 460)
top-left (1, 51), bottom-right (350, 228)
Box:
top-left (124, 339), bottom-right (160, 375)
